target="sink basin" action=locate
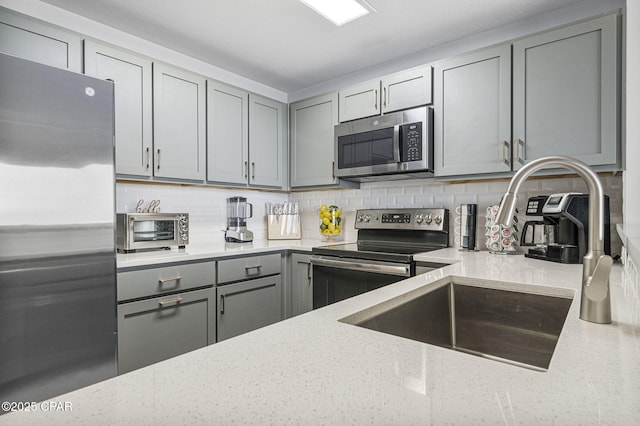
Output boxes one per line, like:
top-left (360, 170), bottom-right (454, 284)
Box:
top-left (340, 276), bottom-right (574, 371)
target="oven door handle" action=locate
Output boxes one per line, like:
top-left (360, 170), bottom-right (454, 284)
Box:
top-left (310, 256), bottom-right (411, 277)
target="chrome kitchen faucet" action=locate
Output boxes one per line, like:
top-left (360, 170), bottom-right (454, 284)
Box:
top-left (496, 156), bottom-right (613, 324)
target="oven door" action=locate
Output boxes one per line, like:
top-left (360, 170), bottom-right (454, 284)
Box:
top-left (310, 256), bottom-right (412, 309)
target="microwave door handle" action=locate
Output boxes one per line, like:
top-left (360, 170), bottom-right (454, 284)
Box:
top-left (392, 125), bottom-right (401, 163)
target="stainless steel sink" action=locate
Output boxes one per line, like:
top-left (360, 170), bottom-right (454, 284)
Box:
top-left (340, 276), bottom-right (574, 371)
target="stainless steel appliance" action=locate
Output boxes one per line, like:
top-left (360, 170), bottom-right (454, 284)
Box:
top-left (457, 204), bottom-right (477, 251)
top-left (0, 53), bottom-right (117, 404)
top-left (116, 212), bottom-right (189, 253)
top-left (334, 106), bottom-right (433, 181)
top-left (311, 208), bottom-right (449, 309)
top-left (522, 193), bottom-right (611, 264)
top-left (225, 196), bottom-right (254, 243)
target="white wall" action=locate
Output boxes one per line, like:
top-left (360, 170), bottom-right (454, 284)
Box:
top-left (625, 0), bottom-right (640, 223)
top-left (0, 0), bottom-right (287, 102)
top-left (290, 175), bottom-right (623, 255)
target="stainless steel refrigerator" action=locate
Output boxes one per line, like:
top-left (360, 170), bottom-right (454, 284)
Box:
top-left (0, 53), bottom-right (117, 403)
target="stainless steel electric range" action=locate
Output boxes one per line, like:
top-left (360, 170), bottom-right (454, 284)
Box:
top-left (311, 208), bottom-right (449, 309)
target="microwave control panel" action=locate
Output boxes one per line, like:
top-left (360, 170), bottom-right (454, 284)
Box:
top-left (400, 122), bottom-right (422, 162)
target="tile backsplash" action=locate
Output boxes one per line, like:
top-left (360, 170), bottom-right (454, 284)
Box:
top-left (117, 174), bottom-right (623, 255)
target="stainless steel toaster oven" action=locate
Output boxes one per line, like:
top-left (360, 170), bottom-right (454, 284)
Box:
top-left (116, 213), bottom-right (189, 253)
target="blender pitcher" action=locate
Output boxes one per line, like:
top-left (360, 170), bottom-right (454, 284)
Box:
top-left (225, 196), bottom-right (254, 243)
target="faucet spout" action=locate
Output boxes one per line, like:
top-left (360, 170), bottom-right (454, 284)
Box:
top-left (496, 155), bottom-right (612, 324)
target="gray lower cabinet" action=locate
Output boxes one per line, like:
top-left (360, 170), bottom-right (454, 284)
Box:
top-left (216, 275), bottom-right (282, 341)
top-left (512, 14), bottom-right (619, 169)
top-left (116, 261), bottom-right (216, 373)
top-left (0, 7), bottom-right (81, 72)
top-left (117, 287), bottom-right (215, 374)
top-left (290, 253), bottom-right (313, 317)
top-left (216, 253), bottom-right (283, 341)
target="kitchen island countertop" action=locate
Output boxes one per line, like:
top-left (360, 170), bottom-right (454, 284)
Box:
top-left (3, 248), bottom-right (639, 424)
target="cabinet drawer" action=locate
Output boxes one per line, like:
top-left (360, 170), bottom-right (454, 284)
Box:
top-left (117, 287), bottom-right (215, 373)
top-left (117, 261), bottom-right (215, 302)
top-left (217, 253), bottom-right (281, 284)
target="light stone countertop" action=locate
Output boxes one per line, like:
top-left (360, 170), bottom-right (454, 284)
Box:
top-left (116, 238), bottom-right (331, 269)
top-left (3, 248), bottom-right (639, 425)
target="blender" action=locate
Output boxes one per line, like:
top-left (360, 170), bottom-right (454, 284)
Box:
top-left (225, 196), bottom-right (254, 243)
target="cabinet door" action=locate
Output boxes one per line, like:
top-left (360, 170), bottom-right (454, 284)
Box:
top-left (248, 94), bottom-right (286, 187)
top-left (290, 253), bottom-right (313, 317)
top-left (512, 14), bottom-right (619, 169)
top-left (153, 63), bottom-right (206, 181)
top-left (434, 44), bottom-right (512, 177)
top-left (338, 79), bottom-right (381, 122)
top-left (217, 275), bottom-right (282, 341)
top-left (84, 40), bottom-right (153, 177)
top-left (290, 93), bottom-right (339, 188)
top-left (207, 81), bottom-right (249, 185)
top-left (381, 65), bottom-right (433, 113)
top-left (0, 8), bottom-right (81, 72)
top-left (117, 287), bottom-right (215, 374)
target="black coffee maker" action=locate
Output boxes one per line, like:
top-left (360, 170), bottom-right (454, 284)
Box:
top-left (521, 193), bottom-right (610, 264)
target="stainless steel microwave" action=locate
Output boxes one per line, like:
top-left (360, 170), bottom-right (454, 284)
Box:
top-left (116, 213), bottom-right (189, 253)
top-left (334, 106), bottom-right (433, 180)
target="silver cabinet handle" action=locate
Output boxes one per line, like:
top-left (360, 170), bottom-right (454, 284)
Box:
top-left (383, 87), bottom-right (387, 108)
top-left (332, 161), bottom-right (335, 180)
top-left (244, 161), bottom-right (248, 178)
top-left (517, 138), bottom-right (526, 164)
top-left (374, 89), bottom-right (378, 110)
top-left (158, 276), bottom-right (182, 285)
top-left (220, 294), bottom-right (225, 315)
top-left (145, 147), bottom-right (150, 169)
top-left (244, 264), bottom-right (262, 271)
top-left (159, 297), bottom-right (182, 307)
top-left (251, 162), bottom-right (255, 180)
top-left (306, 262), bottom-right (312, 283)
top-left (156, 148), bottom-right (161, 170)
top-left (502, 140), bottom-right (511, 166)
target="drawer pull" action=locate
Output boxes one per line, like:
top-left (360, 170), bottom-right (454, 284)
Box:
top-left (158, 276), bottom-right (182, 285)
top-left (159, 297), bottom-right (183, 307)
top-left (244, 264), bottom-right (262, 270)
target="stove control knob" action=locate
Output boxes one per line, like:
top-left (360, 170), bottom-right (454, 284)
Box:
top-left (357, 214), bottom-right (364, 223)
top-left (415, 214), bottom-right (423, 224)
top-left (363, 214), bottom-right (371, 223)
top-left (424, 214), bottom-right (433, 224)
top-left (434, 215), bottom-right (442, 225)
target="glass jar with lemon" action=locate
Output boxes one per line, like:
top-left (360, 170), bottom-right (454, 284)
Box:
top-left (319, 204), bottom-right (342, 240)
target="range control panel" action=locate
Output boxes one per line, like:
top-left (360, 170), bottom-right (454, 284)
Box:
top-left (355, 208), bottom-right (449, 231)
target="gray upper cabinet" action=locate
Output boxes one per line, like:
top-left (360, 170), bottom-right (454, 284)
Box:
top-left (248, 94), bottom-right (287, 188)
top-left (84, 40), bottom-right (153, 177)
top-left (512, 14), bottom-right (619, 169)
top-left (290, 92), bottom-right (340, 188)
top-left (0, 8), bottom-right (81, 72)
top-left (434, 44), bottom-right (512, 177)
top-left (207, 81), bottom-right (249, 185)
top-left (339, 79), bottom-right (381, 122)
top-left (338, 65), bottom-right (433, 122)
top-left (381, 65), bottom-right (433, 114)
top-left (153, 63), bottom-right (206, 181)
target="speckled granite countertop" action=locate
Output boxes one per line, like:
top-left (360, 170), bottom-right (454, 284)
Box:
top-left (3, 248), bottom-right (639, 425)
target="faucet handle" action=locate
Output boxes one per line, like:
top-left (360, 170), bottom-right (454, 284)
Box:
top-left (584, 255), bottom-right (613, 302)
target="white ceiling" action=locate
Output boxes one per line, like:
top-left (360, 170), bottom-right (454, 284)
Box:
top-left (40, 0), bottom-right (588, 95)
